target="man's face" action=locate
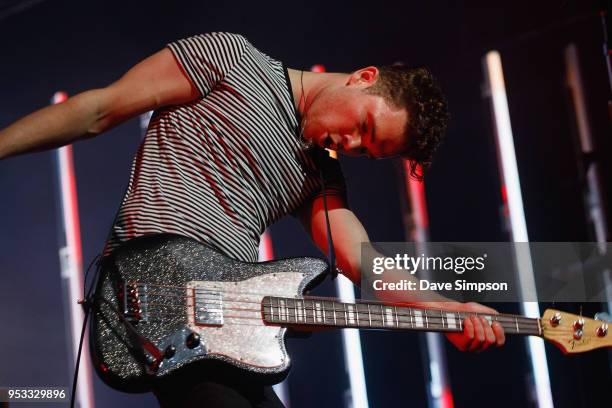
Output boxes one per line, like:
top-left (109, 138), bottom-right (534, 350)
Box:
top-left (302, 68), bottom-right (408, 158)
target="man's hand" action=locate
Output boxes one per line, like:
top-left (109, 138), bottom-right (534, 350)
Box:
top-left (445, 302), bottom-right (506, 352)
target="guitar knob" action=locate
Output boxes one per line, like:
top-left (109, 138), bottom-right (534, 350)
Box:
top-left (145, 353), bottom-right (159, 370)
top-left (186, 332), bottom-right (200, 349)
top-left (573, 328), bottom-right (583, 340)
top-left (596, 323), bottom-right (608, 337)
top-left (549, 312), bottom-right (561, 327)
top-left (164, 345), bottom-right (177, 359)
top-left (573, 318), bottom-right (584, 330)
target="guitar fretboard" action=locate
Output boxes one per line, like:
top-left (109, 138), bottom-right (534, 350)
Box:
top-left (262, 296), bottom-right (540, 336)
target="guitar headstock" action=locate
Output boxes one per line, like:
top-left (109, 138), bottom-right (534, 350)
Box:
top-left (541, 309), bottom-right (611, 354)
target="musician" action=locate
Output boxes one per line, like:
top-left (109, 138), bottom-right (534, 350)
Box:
top-left (0, 32), bottom-right (505, 407)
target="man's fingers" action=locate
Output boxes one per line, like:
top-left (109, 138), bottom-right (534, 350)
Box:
top-left (482, 317), bottom-right (495, 343)
top-left (449, 313), bottom-right (506, 352)
top-left (468, 316), bottom-right (484, 352)
top-left (476, 317), bottom-right (495, 352)
top-left (460, 316), bottom-right (475, 351)
top-left (492, 321), bottom-right (506, 346)
top-left (464, 315), bottom-right (475, 339)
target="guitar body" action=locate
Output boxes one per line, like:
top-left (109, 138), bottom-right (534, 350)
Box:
top-left (91, 234), bottom-right (329, 393)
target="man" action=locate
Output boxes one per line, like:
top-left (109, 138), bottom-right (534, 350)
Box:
top-left (0, 32), bottom-right (504, 407)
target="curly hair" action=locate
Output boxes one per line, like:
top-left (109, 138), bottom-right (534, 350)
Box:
top-left (364, 65), bottom-right (449, 181)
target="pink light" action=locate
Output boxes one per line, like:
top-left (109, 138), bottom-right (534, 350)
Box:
top-left (53, 91), bottom-right (68, 104)
top-left (441, 387), bottom-right (455, 408)
top-left (259, 231), bottom-right (274, 261)
top-left (310, 64), bottom-right (326, 73)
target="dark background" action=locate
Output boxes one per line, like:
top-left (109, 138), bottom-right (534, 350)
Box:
top-left (0, 0), bottom-right (610, 407)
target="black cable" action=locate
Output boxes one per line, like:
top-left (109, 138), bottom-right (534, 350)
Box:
top-left (319, 173), bottom-right (339, 279)
top-left (83, 255), bottom-right (101, 300)
top-left (69, 256), bottom-right (102, 408)
top-left (70, 298), bottom-right (92, 408)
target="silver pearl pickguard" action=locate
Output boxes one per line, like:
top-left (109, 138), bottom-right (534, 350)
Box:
top-left (183, 273), bottom-right (308, 369)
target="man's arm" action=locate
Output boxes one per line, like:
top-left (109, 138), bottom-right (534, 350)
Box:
top-left (296, 192), bottom-right (365, 284)
top-left (0, 48), bottom-right (199, 159)
top-left (297, 192), bottom-right (443, 295)
top-left (296, 193), bottom-right (505, 351)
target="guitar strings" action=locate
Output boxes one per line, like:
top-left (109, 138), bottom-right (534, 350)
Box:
top-left (124, 282), bottom-right (594, 336)
top-left (117, 310), bottom-right (577, 337)
top-left (118, 309), bottom-right (576, 336)
top-left (128, 281), bottom-right (541, 325)
top-left (131, 294), bottom-right (541, 324)
top-left (126, 291), bottom-right (540, 328)
top-left (117, 314), bottom-right (545, 336)
top-left (120, 301), bottom-right (542, 333)
top-left (133, 298), bottom-right (541, 328)
top-left (124, 306), bottom-right (542, 329)
top-left (122, 309), bottom-right (540, 329)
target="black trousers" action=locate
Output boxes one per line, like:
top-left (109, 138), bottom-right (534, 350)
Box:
top-left (154, 374), bottom-right (285, 408)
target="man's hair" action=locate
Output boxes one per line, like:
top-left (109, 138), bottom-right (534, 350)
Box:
top-left (364, 65), bottom-right (449, 181)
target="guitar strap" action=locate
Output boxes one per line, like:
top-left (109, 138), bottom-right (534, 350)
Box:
top-left (319, 170), bottom-right (339, 279)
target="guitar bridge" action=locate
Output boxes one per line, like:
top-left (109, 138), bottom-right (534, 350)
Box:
top-left (122, 282), bottom-right (149, 324)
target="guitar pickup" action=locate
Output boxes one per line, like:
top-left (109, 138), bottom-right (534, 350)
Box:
top-left (193, 288), bottom-right (223, 326)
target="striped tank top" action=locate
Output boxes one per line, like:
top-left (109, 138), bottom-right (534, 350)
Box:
top-left (103, 32), bottom-right (345, 262)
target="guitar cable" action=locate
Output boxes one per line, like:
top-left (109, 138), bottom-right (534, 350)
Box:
top-left (70, 255), bottom-right (166, 408)
top-left (70, 254), bottom-right (101, 408)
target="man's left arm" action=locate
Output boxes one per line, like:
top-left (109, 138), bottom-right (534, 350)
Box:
top-left (296, 194), bottom-right (505, 352)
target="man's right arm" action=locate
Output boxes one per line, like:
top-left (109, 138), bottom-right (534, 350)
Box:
top-left (0, 48), bottom-right (200, 160)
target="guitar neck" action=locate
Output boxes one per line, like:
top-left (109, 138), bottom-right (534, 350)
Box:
top-left (262, 296), bottom-right (541, 336)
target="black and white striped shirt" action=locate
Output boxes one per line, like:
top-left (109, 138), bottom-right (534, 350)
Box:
top-left (104, 32), bottom-right (345, 262)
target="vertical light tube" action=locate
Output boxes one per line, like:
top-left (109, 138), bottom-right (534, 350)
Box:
top-left (258, 230), bottom-right (291, 408)
top-left (403, 168), bottom-right (454, 408)
top-left (483, 52), bottom-right (554, 408)
top-left (565, 44), bottom-right (612, 313)
top-left (335, 276), bottom-right (370, 408)
top-left (52, 92), bottom-right (95, 408)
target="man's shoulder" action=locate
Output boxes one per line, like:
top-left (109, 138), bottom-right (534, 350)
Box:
top-left (187, 32), bottom-right (253, 46)
top-left (169, 32), bottom-right (251, 52)
top-left (205, 32), bottom-right (249, 42)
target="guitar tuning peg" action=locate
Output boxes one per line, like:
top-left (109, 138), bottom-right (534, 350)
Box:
top-left (594, 312), bottom-right (611, 322)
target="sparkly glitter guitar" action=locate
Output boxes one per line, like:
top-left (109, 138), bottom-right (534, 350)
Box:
top-left (91, 234), bottom-right (611, 392)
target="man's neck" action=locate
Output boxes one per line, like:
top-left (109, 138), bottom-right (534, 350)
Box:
top-left (287, 68), bottom-right (345, 116)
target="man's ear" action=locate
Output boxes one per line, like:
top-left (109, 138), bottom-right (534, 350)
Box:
top-left (346, 66), bottom-right (379, 86)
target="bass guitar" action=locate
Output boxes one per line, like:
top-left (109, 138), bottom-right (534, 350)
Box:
top-left (91, 234), bottom-right (611, 392)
